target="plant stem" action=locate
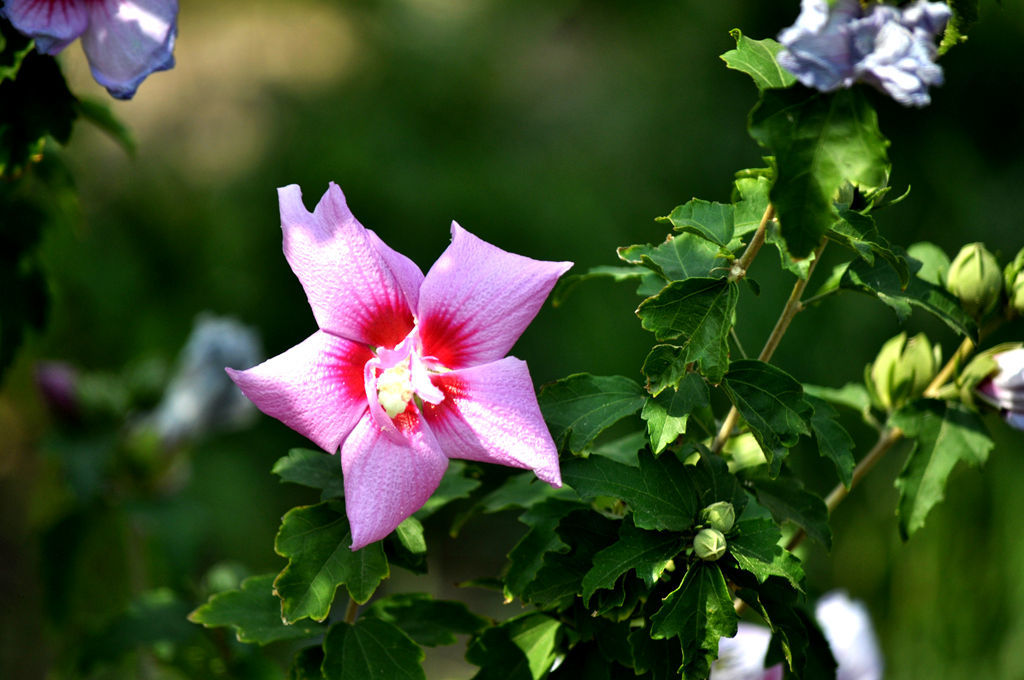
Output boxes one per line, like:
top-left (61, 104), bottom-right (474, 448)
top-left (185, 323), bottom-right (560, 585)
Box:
top-left (345, 597), bottom-right (359, 624)
top-left (712, 238), bottom-right (828, 454)
top-left (729, 203), bottom-right (775, 282)
top-left (922, 336), bottom-right (975, 398)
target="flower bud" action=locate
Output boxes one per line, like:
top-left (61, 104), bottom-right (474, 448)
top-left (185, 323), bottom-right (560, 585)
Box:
top-left (868, 332), bottom-right (941, 411)
top-left (976, 348), bottom-right (1024, 430)
top-left (700, 501), bottom-right (736, 534)
top-left (693, 528), bottom-right (727, 561)
top-left (1004, 247), bottom-right (1024, 316)
top-left (946, 242), bottom-right (1002, 318)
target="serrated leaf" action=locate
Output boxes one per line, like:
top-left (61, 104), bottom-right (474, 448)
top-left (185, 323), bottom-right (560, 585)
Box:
top-left (939, 0), bottom-right (978, 55)
top-left (288, 645), bottom-right (325, 680)
top-left (552, 265), bottom-right (645, 307)
top-left (728, 518), bottom-right (804, 590)
top-left (274, 502), bottom-right (389, 623)
top-left (581, 519), bottom-right (684, 604)
top-left (721, 360), bottom-right (812, 466)
top-left (641, 373), bottom-right (709, 453)
top-left (629, 629), bottom-right (683, 679)
top-left (828, 209), bottom-right (909, 285)
top-left (748, 88), bottom-right (890, 257)
top-left (189, 574), bottom-right (325, 645)
top-left (364, 593), bottom-right (487, 647)
top-left (503, 499), bottom-right (581, 600)
top-left (752, 478), bottom-right (831, 550)
top-left (720, 29), bottom-right (797, 91)
top-left (664, 198), bottom-right (734, 247)
top-left (618, 231), bottom-right (727, 283)
top-left (525, 511), bottom-right (620, 610)
top-left (273, 449), bottom-right (344, 501)
top-left (0, 20), bottom-right (33, 84)
top-left (641, 344), bottom-right (688, 396)
top-left (891, 401), bottom-right (994, 539)
top-left (562, 450), bottom-right (699, 532)
top-left (539, 374), bottom-right (646, 453)
top-left (805, 396), bottom-right (855, 488)
top-left (650, 563), bottom-right (738, 679)
top-left (322, 618), bottom-right (425, 680)
top-left (466, 614), bottom-right (562, 680)
top-left (839, 256), bottom-right (978, 340)
top-left (637, 278), bottom-right (738, 384)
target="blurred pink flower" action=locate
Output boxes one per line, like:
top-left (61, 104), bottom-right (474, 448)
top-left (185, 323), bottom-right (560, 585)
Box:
top-left (2, 0), bottom-right (177, 99)
top-left (976, 348), bottom-right (1024, 430)
top-left (228, 183), bottom-right (570, 549)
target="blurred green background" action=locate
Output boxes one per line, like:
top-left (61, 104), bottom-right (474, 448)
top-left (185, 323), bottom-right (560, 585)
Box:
top-left (3, 0), bottom-right (1024, 677)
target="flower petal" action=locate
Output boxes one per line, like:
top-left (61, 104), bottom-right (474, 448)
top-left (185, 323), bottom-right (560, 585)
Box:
top-left (81, 0), bottom-right (177, 99)
top-left (341, 412), bottom-right (448, 550)
top-left (417, 223), bottom-right (572, 368)
top-left (225, 330), bottom-right (372, 454)
top-left (422, 356), bottom-right (561, 486)
top-left (279, 183), bottom-right (420, 348)
top-left (2, 0), bottom-right (89, 54)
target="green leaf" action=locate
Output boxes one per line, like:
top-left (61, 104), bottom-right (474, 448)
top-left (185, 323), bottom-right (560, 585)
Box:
top-left (806, 396), bottom-right (855, 488)
top-left (503, 499), bottom-right (581, 600)
top-left (650, 563), bottom-right (738, 679)
top-left (663, 198), bottom-right (734, 247)
top-left (828, 209), bottom-right (909, 285)
top-left (641, 344), bottom-right (688, 396)
top-left (417, 460), bottom-right (481, 518)
top-left (0, 20), bottom-right (33, 84)
top-left (720, 29), bottom-right (797, 91)
top-left (618, 231), bottom-right (727, 283)
top-left (728, 518), bottom-right (804, 590)
top-left (939, 0), bottom-right (979, 54)
top-left (539, 374), bottom-right (646, 453)
top-left (322, 618), bottom-right (425, 680)
top-left (274, 502), bottom-right (389, 623)
top-left (562, 450), bottom-right (700, 532)
top-left (289, 646), bottom-right (325, 680)
top-left (628, 630), bottom-right (683, 679)
top-left (906, 241), bottom-right (951, 287)
top-left (641, 373), bottom-right (709, 453)
top-left (581, 519), bottom-right (685, 604)
top-left (552, 266), bottom-right (645, 307)
top-left (720, 360), bottom-right (812, 466)
top-left (189, 574), bottom-right (325, 645)
top-left (803, 383), bottom-right (872, 416)
top-left (73, 97), bottom-right (136, 155)
top-left (466, 614), bottom-right (562, 680)
top-left (394, 516), bottom-right (426, 555)
top-left (477, 471), bottom-right (566, 514)
top-left (590, 430), bottom-right (646, 467)
top-left (748, 89), bottom-right (890, 257)
top-left (273, 449), bottom-right (344, 501)
top-left (752, 478), bottom-right (831, 550)
top-left (524, 511), bottom-right (620, 610)
top-left (81, 589), bottom-right (198, 671)
top-left (892, 401), bottom-right (994, 539)
top-left (733, 174), bottom-right (772, 236)
top-left (839, 256), bottom-right (978, 340)
top-left (364, 593), bottom-right (487, 647)
top-left (637, 278), bottom-right (739, 384)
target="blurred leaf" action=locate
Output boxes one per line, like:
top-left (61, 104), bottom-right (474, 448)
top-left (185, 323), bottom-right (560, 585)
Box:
top-left (748, 88), bottom-right (890, 257)
top-left (273, 449), bottom-right (344, 501)
top-left (476, 471), bottom-right (564, 514)
top-left (839, 256), bottom-right (978, 340)
top-left (650, 563), bottom-right (738, 679)
top-left (417, 460), bottom-right (481, 517)
top-left (539, 373), bottom-right (645, 453)
top-left (805, 396), bottom-right (856, 488)
top-left (364, 593), bottom-right (487, 647)
top-left (662, 198), bottom-right (734, 247)
top-left (466, 614), bottom-right (561, 680)
top-left (581, 519), bottom-right (684, 604)
top-left (274, 502), bottom-right (389, 622)
top-left (618, 232), bottom-right (727, 283)
top-left (892, 401), bottom-right (993, 539)
top-left (552, 266), bottom-right (644, 306)
top-left (504, 498), bottom-right (582, 600)
top-left (288, 646), bottom-right (325, 680)
top-left (939, 0), bottom-right (978, 54)
top-left (752, 477), bottom-right (831, 550)
top-left (637, 278), bottom-right (738, 384)
top-left (562, 450), bottom-right (699, 532)
top-left (803, 383), bottom-right (872, 415)
top-left (721, 360), bottom-right (812, 467)
top-left (322, 618), bottom-right (425, 680)
top-left (906, 241), bottom-right (951, 286)
top-left (189, 574), bottom-right (325, 645)
top-left (0, 259), bottom-right (48, 381)
top-left (641, 373), bottom-right (709, 453)
top-left (729, 518), bottom-right (804, 590)
top-left (394, 516), bottom-right (426, 554)
top-left (628, 629), bottom-right (683, 680)
top-left (0, 19), bottom-right (33, 84)
top-left (73, 96), bottom-right (135, 154)
top-left (720, 29), bottom-right (797, 90)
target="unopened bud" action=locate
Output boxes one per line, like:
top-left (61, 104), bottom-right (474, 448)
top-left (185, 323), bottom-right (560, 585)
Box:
top-left (1004, 247), bottom-right (1024, 316)
top-left (700, 501), bottom-right (736, 533)
top-left (868, 333), bottom-right (941, 412)
top-left (693, 528), bottom-right (727, 562)
top-left (946, 243), bottom-right (1002, 318)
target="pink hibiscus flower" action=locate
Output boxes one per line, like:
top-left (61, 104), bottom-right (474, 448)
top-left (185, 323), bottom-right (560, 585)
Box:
top-left (227, 183), bottom-right (570, 550)
top-left (2, 0), bottom-right (177, 99)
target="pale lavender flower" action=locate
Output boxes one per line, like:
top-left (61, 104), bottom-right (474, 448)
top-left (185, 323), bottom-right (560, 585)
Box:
top-left (777, 0), bottom-right (951, 107)
top-left (227, 183), bottom-right (570, 549)
top-left (711, 591), bottom-right (882, 680)
top-left (976, 349), bottom-right (1024, 430)
top-left (1, 0), bottom-right (178, 99)
top-left (146, 314), bottom-right (262, 448)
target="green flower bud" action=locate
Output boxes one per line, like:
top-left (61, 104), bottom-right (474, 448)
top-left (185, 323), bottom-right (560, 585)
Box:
top-left (1004, 247), bottom-right (1024, 316)
top-left (693, 528), bottom-right (727, 562)
top-left (868, 332), bottom-right (941, 412)
top-left (700, 501), bottom-right (736, 533)
top-left (946, 242), bottom-right (1002, 318)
